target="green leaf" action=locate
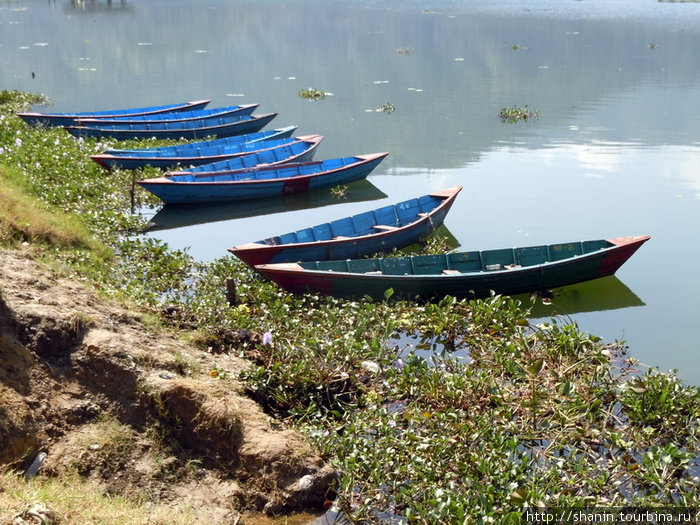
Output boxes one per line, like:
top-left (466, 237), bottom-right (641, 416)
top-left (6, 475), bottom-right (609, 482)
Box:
top-left (527, 359), bottom-right (545, 375)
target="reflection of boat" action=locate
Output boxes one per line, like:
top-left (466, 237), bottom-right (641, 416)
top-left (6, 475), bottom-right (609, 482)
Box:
top-left (65, 112), bottom-right (277, 140)
top-left (138, 152), bottom-right (388, 204)
top-left (255, 236), bottom-right (650, 301)
top-left (145, 179), bottom-right (387, 231)
top-left (16, 99), bottom-right (210, 128)
top-left (92, 130), bottom-right (311, 171)
top-left (523, 275), bottom-right (646, 317)
top-left (229, 187), bottom-right (462, 266)
top-left (76, 104), bottom-right (258, 126)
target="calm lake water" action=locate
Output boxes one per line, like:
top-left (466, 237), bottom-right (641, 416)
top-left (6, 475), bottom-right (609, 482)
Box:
top-left (2, 0), bottom-right (699, 383)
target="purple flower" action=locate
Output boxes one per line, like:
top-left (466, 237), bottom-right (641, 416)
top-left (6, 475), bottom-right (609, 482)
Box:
top-left (262, 331), bottom-right (273, 345)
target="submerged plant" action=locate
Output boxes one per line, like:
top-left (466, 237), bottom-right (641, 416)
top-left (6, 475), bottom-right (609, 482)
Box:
top-left (330, 185), bottom-right (349, 199)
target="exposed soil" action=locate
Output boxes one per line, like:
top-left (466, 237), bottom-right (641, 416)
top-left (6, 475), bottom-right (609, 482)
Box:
top-left (0, 249), bottom-right (335, 524)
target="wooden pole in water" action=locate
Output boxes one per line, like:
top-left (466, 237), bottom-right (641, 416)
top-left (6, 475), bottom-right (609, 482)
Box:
top-left (225, 279), bottom-right (237, 306)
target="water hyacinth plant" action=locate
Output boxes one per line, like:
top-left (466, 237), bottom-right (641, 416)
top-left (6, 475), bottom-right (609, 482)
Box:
top-left (499, 105), bottom-right (539, 123)
top-left (1, 91), bottom-right (698, 523)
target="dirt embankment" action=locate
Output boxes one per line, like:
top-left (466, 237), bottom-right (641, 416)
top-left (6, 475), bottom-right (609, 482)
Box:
top-left (0, 249), bottom-right (334, 523)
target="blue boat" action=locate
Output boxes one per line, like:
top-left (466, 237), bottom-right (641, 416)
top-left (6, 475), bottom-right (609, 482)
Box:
top-left (16, 99), bottom-right (211, 128)
top-left (91, 126), bottom-right (300, 170)
top-left (102, 126), bottom-right (296, 155)
top-left (75, 103), bottom-right (258, 125)
top-left (229, 186), bottom-right (462, 266)
top-left (163, 135), bottom-right (324, 175)
top-left (64, 112), bottom-right (277, 140)
top-left (137, 152), bottom-right (388, 204)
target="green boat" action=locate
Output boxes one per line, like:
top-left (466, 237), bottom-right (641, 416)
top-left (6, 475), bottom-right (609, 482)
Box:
top-left (254, 235), bottom-right (650, 301)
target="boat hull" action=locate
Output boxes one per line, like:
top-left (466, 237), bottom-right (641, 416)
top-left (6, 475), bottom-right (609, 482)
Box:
top-left (137, 152), bottom-right (387, 204)
top-left (75, 103), bottom-right (258, 126)
top-left (255, 236), bottom-right (650, 301)
top-left (65, 113), bottom-right (277, 140)
top-left (16, 99), bottom-right (211, 128)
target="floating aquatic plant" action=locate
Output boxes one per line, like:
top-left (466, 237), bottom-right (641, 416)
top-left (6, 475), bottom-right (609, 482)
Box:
top-left (298, 88), bottom-right (327, 101)
top-left (377, 102), bottom-right (396, 114)
top-left (499, 105), bottom-right (539, 123)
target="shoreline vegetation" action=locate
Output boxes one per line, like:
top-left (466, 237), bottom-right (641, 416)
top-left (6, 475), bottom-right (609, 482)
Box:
top-left (0, 91), bottom-right (698, 523)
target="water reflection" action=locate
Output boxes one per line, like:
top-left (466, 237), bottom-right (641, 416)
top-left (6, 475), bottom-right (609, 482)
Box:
top-left (145, 180), bottom-right (387, 231)
top-left (394, 276), bottom-right (645, 368)
top-left (67, 0), bottom-right (132, 14)
top-left (524, 276), bottom-right (646, 318)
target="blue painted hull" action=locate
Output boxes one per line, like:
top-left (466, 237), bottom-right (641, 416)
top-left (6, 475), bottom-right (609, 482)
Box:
top-left (102, 126), bottom-right (296, 156)
top-left (75, 103), bottom-right (257, 125)
top-left (91, 130), bottom-right (310, 171)
top-left (65, 113), bottom-right (277, 140)
top-left (16, 99), bottom-right (211, 127)
top-left (137, 152), bottom-right (388, 204)
top-left (229, 187), bottom-right (462, 266)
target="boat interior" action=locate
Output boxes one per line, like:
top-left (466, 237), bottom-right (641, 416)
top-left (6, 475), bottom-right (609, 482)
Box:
top-left (263, 193), bottom-right (448, 245)
top-left (170, 154), bottom-right (356, 183)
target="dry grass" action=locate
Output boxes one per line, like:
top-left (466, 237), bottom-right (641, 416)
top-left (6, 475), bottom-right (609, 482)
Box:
top-left (0, 470), bottom-right (200, 525)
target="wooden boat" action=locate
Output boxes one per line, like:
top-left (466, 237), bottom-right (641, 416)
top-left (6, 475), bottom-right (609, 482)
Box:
top-left (163, 135), bottom-right (323, 176)
top-left (102, 125), bottom-right (296, 155)
top-left (137, 151), bottom-right (388, 204)
top-left (64, 112), bottom-right (277, 140)
top-left (75, 103), bottom-right (258, 125)
top-left (16, 99), bottom-right (210, 128)
top-left (90, 127), bottom-right (302, 171)
top-left (254, 235), bottom-right (650, 301)
top-left (229, 186), bottom-right (462, 266)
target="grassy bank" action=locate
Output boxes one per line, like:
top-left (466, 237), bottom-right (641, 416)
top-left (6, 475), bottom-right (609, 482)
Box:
top-left (1, 91), bottom-right (698, 523)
